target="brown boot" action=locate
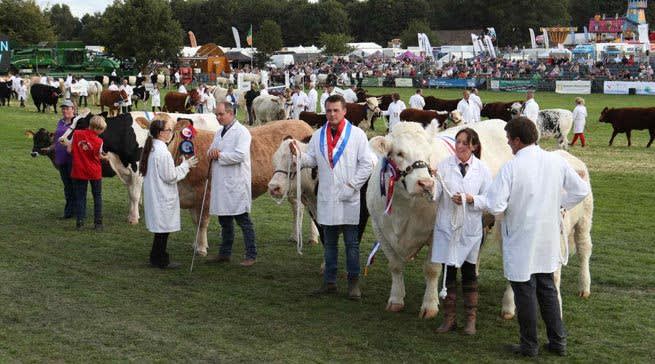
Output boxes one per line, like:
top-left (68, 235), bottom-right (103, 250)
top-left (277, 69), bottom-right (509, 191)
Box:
top-left (435, 283), bottom-right (457, 333)
top-left (463, 282), bottom-right (478, 335)
top-left (348, 277), bottom-right (361, 300)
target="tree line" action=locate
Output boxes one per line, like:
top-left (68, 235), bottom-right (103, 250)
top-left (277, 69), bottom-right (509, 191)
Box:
top-left (1, 0), bottom-right (653, 67)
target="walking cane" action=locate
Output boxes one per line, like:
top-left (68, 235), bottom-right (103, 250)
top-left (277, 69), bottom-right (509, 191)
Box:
top-left (189, 162), bottom-right (212, 273)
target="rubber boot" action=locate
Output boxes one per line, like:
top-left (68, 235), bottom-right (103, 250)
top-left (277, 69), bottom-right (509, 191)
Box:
top-left (463, 282), bottom-right (478, 335)
top-left (348, 277), bottom-right (361, 300)
top-left (435, 282), bottom-right (457, 333)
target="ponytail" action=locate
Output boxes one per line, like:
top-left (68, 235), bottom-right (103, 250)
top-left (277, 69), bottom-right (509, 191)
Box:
top-left (139, 118), bottom-right (168, 176)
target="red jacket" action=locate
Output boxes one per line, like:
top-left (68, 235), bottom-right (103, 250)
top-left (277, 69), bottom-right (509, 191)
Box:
top-left (71, 129), bottom-right (103, 180)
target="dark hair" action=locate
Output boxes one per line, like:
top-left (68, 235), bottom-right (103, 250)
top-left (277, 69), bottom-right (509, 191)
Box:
top-left (325, 94), bottom-right (346, 109)
top-left (504, 117), bottom-right (538, 145)
top-left (455, 128), bottom-right (482, 159)
top-left (139, 118), bottom-right (168, 176)
top-left (392, 92), bottom-right (400, 101)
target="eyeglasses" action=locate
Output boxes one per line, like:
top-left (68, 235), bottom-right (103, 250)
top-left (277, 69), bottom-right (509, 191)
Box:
top-left (162, 128), bottom-right (173, 132)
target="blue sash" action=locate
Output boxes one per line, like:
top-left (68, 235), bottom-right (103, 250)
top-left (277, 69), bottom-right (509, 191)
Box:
top-left (319, 121), bottom-right (352, 168)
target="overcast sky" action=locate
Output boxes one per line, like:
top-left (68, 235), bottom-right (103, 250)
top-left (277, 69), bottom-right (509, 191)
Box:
top-left (37, 0), bottom-right (113, 17)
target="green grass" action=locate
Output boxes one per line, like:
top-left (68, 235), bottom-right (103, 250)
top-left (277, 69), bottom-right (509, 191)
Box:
top-left (1, 88), bottom-right (654, 362)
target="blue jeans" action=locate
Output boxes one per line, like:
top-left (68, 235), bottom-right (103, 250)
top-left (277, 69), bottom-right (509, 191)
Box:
top-left (323, 225), bottom-right (360, 284)
top-left (73, 179), bottom-right (103, 224)
top-left (218, 213), bottom-right (257, 260)
top-left (58, 162), bottom-right (75, 218)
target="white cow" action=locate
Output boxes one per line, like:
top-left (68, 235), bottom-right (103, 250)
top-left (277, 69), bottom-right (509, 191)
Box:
top-left (367, 121), bottom-right (513, 318)
top-left (510, 103), bottom-right (573, 149)
top-left (252, 95), bottom-right (288, 124)
top-left (499, 150), bottom-right (594, 319)
top-left (87, 81), bottom-right (103, 106)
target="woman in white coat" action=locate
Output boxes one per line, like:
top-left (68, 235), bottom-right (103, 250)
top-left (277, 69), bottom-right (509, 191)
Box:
top-left (140, 115), bottom-right (198, 269)
top-left (570, 97), bottom-right (587, 147)
top-left (432, 128), bottom-right (492, 335)
top-left (151, 84), bottom-right (161, 112)
top-left (383, 92), bottom-right (406, 132)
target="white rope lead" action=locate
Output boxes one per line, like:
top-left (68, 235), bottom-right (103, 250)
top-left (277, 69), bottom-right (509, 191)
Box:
top-left (294, 150), bottom-right (303, 255)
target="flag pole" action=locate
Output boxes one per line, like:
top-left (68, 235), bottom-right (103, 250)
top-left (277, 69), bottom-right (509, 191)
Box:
top-left (250, 24), bottom-right (253, 69)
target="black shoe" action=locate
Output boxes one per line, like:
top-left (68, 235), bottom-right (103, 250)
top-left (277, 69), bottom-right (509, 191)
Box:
top-left (504, 344), bottom-right (537, 357)
top-left (76, 221), bottom-right (84, 230)
top-left (58, 215), bottom-right (73, 220)
top-left (311, 282), bottom-right (337, 296)
top-left (151, 262), bottom-right (181, 270)
top-left (543, 343), bottom-right (567, 357)
top-left (94, 223), bottom-right (104, 231)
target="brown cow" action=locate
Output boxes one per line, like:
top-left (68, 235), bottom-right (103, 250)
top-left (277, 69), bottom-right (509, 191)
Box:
top-left (346, 98), bottom-right (381, 130)
top-left (599, 107), bottom-right (655, 147)
top-left (357, 90), bottom-right (392, 110)
top-left (481, 101), bottom-right (521, 121)
top-left (100, 89), bottom-right (128, 117)
top-left (400, 108), bottom-right (449, 127)
top-left (299, 111), bottom-right (326, 128)
top-left (424, 96), bottom-right (459, 112)
top-left (164, 90), bottom-right (201, 113)
top-left (168, 119), bottom-right (316, 255)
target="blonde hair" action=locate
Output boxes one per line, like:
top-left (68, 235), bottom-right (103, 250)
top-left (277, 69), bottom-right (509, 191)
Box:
top-left (575, 97), bottom-right (585, 105)
top-left (90, 115), bottom-right (107, 131)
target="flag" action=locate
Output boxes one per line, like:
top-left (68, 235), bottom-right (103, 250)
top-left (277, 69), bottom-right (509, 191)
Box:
top-left (231, 26), bottom-right (241, 49)
top-left (246, 25), bottom-right (253, 46)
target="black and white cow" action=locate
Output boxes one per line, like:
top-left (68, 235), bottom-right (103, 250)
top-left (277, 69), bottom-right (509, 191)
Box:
top-left (510, 103), bottom-right (573, 149)
top-left (30, 83), bottom-right (62, 113)
top-left (131, 85), bottom-right (150, 109)
top-left (28, 112), bottom-right (149, 224)
top-left (0, 81), bottom-right (12, 106)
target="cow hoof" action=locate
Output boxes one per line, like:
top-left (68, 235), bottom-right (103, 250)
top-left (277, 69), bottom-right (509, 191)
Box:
top-left (579, 290), bottom-right (591, 299)
top-left (419, 308), bottom-right (439, 319)
top-left (501, 311), bottom-right (515, 320)
top-left (386, 303), bottom-right (405, 312)
top-left (308, 238), bottom-right (319, 245)
top-left (196, 249), bottom-right (207, 257)
top-left (128, 217), bottom-right (139, 225)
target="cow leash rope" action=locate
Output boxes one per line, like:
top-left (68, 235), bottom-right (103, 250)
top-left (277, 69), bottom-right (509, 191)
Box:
top-left (190, 163), bottom-right (212, 273)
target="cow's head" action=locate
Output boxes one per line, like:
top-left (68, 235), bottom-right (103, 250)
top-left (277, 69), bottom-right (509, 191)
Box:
top-left (369, 122), bottom-right (436, 197)
top-left (598, 107), bottom-right (610, 123)
top-left (26, 128), bottom-right (54, 158)
top-left (509, 102), bottom-right (522, 118)
top-left (447, 110), bottom-right (463, 128)
top-left (365, 96), bottom-right (382, 118)
top-left (268, 136), bottom-right (313, 199)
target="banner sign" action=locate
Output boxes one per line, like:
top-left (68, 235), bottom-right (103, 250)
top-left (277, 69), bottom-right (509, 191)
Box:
top-left (0, 35), bottom-right (10, 72)
top-left (428, 78), bottom-right (483, 88)
top-left (604, 81), bottom-right (655, 95)
top-left (555, 80), bottom-right (591, 94)
top-left (490, 79), bottom-right (536, 92)
top-left (70, 83), bottom-right (86, 93)
top-left (394, 78), bottom-right (413, 87)
top-left (361, 77), bottom-right (383, 87)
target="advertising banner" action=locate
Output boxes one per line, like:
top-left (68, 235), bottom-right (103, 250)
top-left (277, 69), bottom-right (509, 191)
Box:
top-left (490, 79), bottom-right (536, 92)
top-left (428, 78), bottom-right (483, 88)
top-left (604, 81), bottom-right (655, 95)
top-left (394, 78), bottom-right (414, 87)
top-left (555, 80), bottom-right (591, 94)
top-left (361, 77), bottom-right (383, 87)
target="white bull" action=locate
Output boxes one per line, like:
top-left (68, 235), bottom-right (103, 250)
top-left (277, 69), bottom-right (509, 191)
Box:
top-left (367, 120), bottom-right (512, 318)
top-left (252, 95), bottom-right (288, 125)
top-left (510, 103), bottom-right (573, 149)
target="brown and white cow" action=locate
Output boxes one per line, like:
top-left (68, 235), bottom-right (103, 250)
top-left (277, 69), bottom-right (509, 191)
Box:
top-left (400, 108), bottom-right (448, 128)
top-left (164, 90), bottom-right (201, 113)
top-left (100, 89), bottom-right (128, 117)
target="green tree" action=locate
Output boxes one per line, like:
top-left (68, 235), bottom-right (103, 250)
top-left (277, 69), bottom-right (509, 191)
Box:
top-left (79, 13), bottom-right (105, 45)
top-left (101, 0), bottom-right (183, 67)
top-left (45, 3), bottom-right (81, 40)
top-left (256, 20), bottom-right (283, 56)
top-left (399, 19), bottom-right (438, 47)
top-left (318, 33), bottom-right (353, 55)
top-left (0, 0), bottom-right (55, 46)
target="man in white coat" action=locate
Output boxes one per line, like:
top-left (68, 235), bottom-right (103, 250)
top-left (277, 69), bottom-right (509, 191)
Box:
top-left (486, 117), bottom-right (590, 358)
top-left (521, 90), bottom-right (539, 124)
top-left (207, 101), bottom-right (257, 267)
top-left (119, 79), bottom-right (133, 114)
top-left (342, 84), bottom-right (358, 103)
top-left (382, 93), bottom-right (406, 132)
top-left (290, 95), bottom-right (374, 299)
top-left (291, 85), bottom-right (308, 120)
top-left (409, 89), bottom-right (425, 110)
top-left (469, 88), bottom-right (483, 122)
top-left (307, 82), bottom-right (318, 113)
top-left (456, 90), bottom-right (476, 124)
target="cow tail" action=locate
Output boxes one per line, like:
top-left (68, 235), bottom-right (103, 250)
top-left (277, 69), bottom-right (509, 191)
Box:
top-left (139, 137), bottom-right (154, 176)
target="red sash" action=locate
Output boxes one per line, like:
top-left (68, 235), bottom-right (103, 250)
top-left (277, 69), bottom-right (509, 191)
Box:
top-left (326, 119), bottom-right (345, 168)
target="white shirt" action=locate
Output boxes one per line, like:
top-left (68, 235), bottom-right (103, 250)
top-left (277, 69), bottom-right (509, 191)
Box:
top-left (319, 92), bottom-right (329, 114)
top-left (469, 93), bottom-right (483, 122)
top-left (178, 85), bottom-right (187, 94)
top-left (409, 94), bottom-right (425, 109)
top-left (17, 84), bottom-right (27, 99)
top-left (151, 89), bottom-right (161, 107)
top-left (292, 91), bottom-right (308, 119)
top-left (307, 88), bottom-right (318, 112)
top-left (456, 99), bottom-right (476, 124)
top-left (572, 105), bottom-right (587, 134)
top-left (342, 88), bottom-right (358, 103)
top-left (522, 98), bottom-right (540, 124)
top-left (209, 121), bottom-right (252, 216)
top-left (383, 100), bottom-right (406, 132)
top-left (143, 139), bottom-right (191, 233)
top-left (431, 155), bottom-right (492, 267)
top-left (299, 120), bottom-right (374, 225)
top-left (119, 84), bottom-right (133, 105)
top-left (78, 78), bottom-right (89, 96)
top-left (108, 84), bottom-right (119, 91)
top-left (485, 145), bottom-right (590, 282)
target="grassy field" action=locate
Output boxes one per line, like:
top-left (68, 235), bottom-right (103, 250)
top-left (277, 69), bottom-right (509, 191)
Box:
top-left (0, 87), bottom-right (654, 362)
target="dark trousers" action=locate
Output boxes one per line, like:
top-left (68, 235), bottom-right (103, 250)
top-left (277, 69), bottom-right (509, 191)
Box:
top-left (58, 162), bottom-right (75, 218)
top-left (72, 179), bottom-right (103, 224)
top-left (247, 106), bottom-right (254, 125)
top-left (511, 273), bottom-right (567, 355)
top-left (152, 106), bottom-right (162, 112)
top-left (218, 213), bottom-right (257, 260)
top-left (121, 105), bottom-right (132, 114)
top-left (150, 232), bottom-right (170, 268)
top-left (78, 95), bottom-right (88, 107)
top-left (323, 225), bottom-right (360, 283)
top-left (444, 261), bottom-right (477, 286)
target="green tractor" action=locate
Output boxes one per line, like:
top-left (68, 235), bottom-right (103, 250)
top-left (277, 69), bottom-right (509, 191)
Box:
top-left (11, 41), bottom-right (120, 77)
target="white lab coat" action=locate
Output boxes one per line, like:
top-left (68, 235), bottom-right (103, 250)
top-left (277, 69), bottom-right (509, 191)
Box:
top-left (343, 88), bottom-right (358, 103)
top-left (409, 94), bottom-right (425, 109)
top-left (485, 145), bottom-right (590, 282)
top-left (300, 120), bottom-right (374, 225)
top-left (17, 85), bottom-right (27, 100)
top-left (151, 89), bottom-right (161, 107)
top-left (319, 92), bottom-right (329, 114)
top-left (469, 93), bottom-right (483, 122)
top-left (143, 139), bottom-right (191, 233)
top-left (572, 105), bottom-right (587, 133)
top-left (209, 121), bottom-right (252, 216)
top-left (78, 79), bottom-right (88, 96)
top-left (120, 85), bottom-right (133, 106)
top-left (205, 93), bottom-right (216, 113)
top-left (457, 99), bottom-right (476, 124)
top-left (384, 100), bottom-right (406, 131)
top-left (431, 155), bottom-right (492, 266)
top-left (307, 88), bottom-right (318, 112)
top-left (178, 85), bottom-right (187, 94)
top-left (292, 91), bottom-right (308, 119)
top-left (522, 99), bottom-right (540, 124)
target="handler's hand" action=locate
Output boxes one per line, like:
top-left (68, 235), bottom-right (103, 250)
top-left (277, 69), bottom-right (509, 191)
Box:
top-left (208, 148), bottom-right (220, 160)
top-left (186, 155), bottom-right (199, 168)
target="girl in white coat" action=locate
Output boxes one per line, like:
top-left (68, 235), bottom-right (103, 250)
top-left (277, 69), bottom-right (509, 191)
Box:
top-left (432, 128), bottom-right (492, 335)
top-left (151, 85), bottom-right (161, 112)
top-left (140, 115), bottom-right (198, 269)
top-left (570, 97), bottom-right (587, 147)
